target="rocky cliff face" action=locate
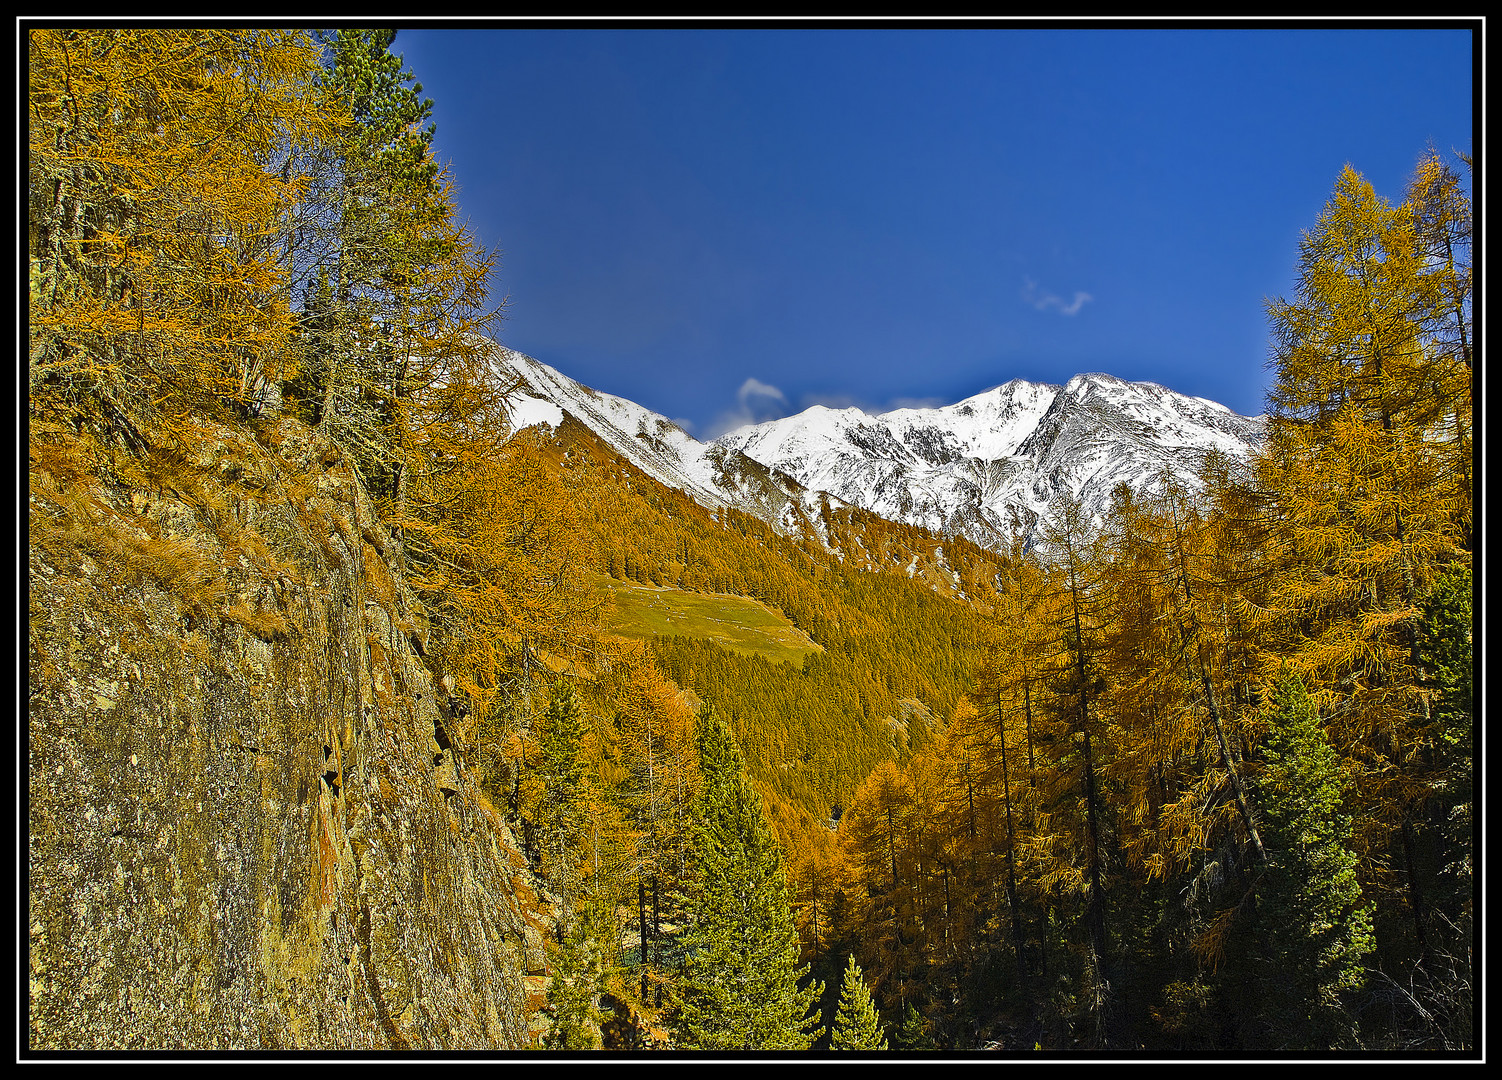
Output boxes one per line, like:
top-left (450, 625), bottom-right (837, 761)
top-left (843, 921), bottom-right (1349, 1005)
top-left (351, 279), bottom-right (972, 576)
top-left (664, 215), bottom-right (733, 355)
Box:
top-left (28, 415), bottom-right (548, 1049)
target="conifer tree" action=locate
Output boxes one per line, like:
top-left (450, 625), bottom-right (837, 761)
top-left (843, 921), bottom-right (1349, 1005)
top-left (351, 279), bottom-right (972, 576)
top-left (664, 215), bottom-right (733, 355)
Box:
top-left (674, 707), bottom-right (823, 1050)
top-left (839, 760), bottom-right (917, 994)
top-left (1100, 472), bottom-right (1266, 882)
top-left (968, 645), bottom-right (1031, 984)
top-left (1037, 496), bottom-right (1112, 989)
top-left (892, 1001), bottom-right (934, 1050)
top-left (1420, 567), bottom-right (1472, 909)
top-left (306, 28), bottom-right (444, 446)
top-left (1407, 566), bottom-right (1473, 1049)
top-left (1249, 670), bottom-right (1374, 1048)
top-left (294, 29), bottom-right (505, 545)
top-left (1409, 148), bottom-right (1471, 335)
top-left (419, 435), bottom-right (593, 738)
top-left (1260, 162), bottom-right (1469, 967)
top-left (532, 679), bottom-right (589, 913)
top-left (1406, 149), bottom-right (1472, 552)
top-left (29, 29), bottom-right (331, 433)
top-left (786, 825), bottom-right (841, 957)
top-left (610, 648), bottom-right (699, 942)
top-left (543, 900), bottom-right (608, 1050)
top-left (830, 954), bottom-right (888, 1050)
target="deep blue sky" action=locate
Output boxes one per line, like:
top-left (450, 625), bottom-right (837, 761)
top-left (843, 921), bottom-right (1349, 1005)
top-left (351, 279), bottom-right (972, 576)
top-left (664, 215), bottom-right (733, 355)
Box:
top-left (395, 24), bottom-right (1474, 437)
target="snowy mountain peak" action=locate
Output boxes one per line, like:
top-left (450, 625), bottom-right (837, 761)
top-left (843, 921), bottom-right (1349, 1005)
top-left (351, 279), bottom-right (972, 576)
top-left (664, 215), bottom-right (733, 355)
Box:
top-left (492, 344), bottom-right (1264, 554)
top-left (715, 372), bottom-right (1265, 550)
top-left (492, 346), bottom-right (854, 549)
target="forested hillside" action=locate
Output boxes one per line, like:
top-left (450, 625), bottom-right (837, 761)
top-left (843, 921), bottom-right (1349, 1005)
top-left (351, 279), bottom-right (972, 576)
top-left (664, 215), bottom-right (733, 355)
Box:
top-left (800, 160), bottom-right (1473, 1050)
top-left (28, 28), bottom-right (1471, 1053)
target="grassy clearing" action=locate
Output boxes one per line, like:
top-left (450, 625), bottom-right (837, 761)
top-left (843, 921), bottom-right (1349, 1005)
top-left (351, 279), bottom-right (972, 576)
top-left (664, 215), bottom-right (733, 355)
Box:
top-left (592, 574), bottom-right (821, 665)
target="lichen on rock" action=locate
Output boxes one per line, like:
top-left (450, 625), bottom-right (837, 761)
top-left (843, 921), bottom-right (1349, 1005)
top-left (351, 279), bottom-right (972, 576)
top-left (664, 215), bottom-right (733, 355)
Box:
top-left (28, 416), bottom-right (543, 1049)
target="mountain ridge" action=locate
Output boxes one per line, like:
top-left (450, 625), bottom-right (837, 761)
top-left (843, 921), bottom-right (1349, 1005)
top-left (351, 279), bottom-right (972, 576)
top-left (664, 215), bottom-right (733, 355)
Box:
top-left (494, 346), bottom-right (1266, 552)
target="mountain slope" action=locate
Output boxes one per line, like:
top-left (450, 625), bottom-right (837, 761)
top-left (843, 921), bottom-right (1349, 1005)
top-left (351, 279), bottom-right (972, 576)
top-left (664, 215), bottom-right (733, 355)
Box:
top-left (495, 346), bottom-right (1265, 553)
top-left (28, 417), bottom-right (545, 1049)
top-left (496, 348), bottom-right (859, 550)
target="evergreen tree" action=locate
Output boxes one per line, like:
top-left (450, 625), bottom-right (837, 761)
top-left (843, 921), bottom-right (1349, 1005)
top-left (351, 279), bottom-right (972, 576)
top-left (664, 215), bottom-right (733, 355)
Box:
top-left (533, 679), bottom-right (589, 911)
top-left (1421, 567), bottom-right (1472, 918)
top-left (1259, 161), bottom-right (1469, 985)
top-left (674, 707), bottom-right (824, 1050)
top-left (830, 954), bottom-right (887, 1050)
top-left (543, 901), bottom-right (608, 1050)
top-left (1421, 567), bottom-right (1472, 736)
top-left (892, 1001), bottom-right (933, 1050)
top-left (1250, 670), bottom-right (1374, 1048)
top-left (295, 29), bottom-right (504, 538)
top-left (1405, 567), bottom-right (1473, 1049)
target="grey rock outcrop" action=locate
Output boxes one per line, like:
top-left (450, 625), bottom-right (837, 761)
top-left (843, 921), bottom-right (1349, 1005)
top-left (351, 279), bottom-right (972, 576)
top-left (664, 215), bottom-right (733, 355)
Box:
top-left (28, 416), bottom-right (543, 1049)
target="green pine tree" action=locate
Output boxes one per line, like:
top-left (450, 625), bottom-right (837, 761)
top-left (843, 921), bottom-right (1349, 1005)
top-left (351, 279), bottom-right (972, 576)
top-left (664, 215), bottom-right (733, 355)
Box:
top-left (673, 707), bottom-right (824, 1050)
top-left (296, 29), bottom-right (501, 525)
top-left (830, 954), bottom-right (887, 1050)
top-left (891, 1001), bottom-right (933, 1050)
top-left (535, 679), bottom-right (589, 908)
top-left (301, 30), bottom-right (439, 442)
top-left (1251, 670), bottom-right (1375, 1048)
top-left (1422, 567), bottom-right (1473, 787)
top-left (1410, 566), bottom-right (1473, 1048)
top-left (543, 900), bottom-right (607, 1050)
top-left (1419, 564), bottom-right (1472, 919)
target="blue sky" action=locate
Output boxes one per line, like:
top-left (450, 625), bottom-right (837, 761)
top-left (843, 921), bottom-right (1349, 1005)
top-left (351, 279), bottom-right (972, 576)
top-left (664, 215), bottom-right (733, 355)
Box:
top-left (394, 23), bottom-right (1474, 437)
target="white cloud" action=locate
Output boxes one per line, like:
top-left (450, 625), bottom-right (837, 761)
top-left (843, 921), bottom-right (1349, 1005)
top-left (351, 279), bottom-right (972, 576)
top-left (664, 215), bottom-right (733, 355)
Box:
top-left (704, 377), bottom-right (791, 439)
top-left (1022, 276), bottom-right (1094, 317)
top-left (738, 377), bottom-right (787, 411)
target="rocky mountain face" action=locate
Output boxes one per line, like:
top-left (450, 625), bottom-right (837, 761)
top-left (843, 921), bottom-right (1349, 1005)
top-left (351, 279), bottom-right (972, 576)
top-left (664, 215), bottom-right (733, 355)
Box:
top-left (28, 417), bottom-right (551, 1049)
top-left (497, 348), bottom-right (1265, 553)
top-left (720, 373), bottom-right (1266, 550)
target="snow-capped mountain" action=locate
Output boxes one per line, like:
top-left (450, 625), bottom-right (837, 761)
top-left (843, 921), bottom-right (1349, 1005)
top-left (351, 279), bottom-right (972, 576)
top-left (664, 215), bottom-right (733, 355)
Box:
top-left (716, 373), bottom-right (1265, 550)
top-left (494, 345), bottom-right (1265, 553)
top-left (493, 347), bottom-right (854, 547)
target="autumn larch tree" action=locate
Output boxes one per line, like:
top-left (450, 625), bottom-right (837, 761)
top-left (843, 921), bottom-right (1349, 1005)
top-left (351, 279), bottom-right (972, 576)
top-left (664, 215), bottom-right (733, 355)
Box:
top-left (1099, 472), bottom-right (1266, 885)
top-left (1035, 493), bottom-right (1114, 1031)
top-left (1405, 148), bottom-right (1472, 549)
top-left (29, 29), bottom-right (332, 437)
top-left (837, 759), bottom-right (917, 999)
top-left (967, 640), bottom-right (1032, 987)
top-left (1259, 162), bottom-right (1470, 972)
